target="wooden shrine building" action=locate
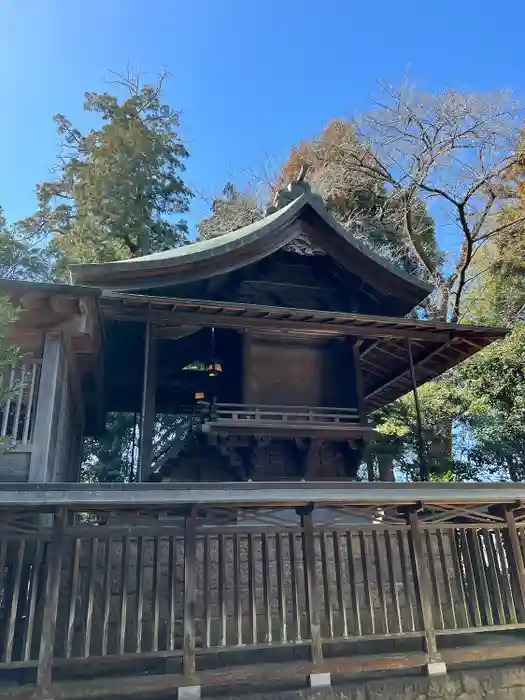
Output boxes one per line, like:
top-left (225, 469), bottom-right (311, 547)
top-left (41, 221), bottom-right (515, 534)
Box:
top-left (1, 180), bottom-right (525, 700)
top-left (0, 180), bottom-right (505, 485)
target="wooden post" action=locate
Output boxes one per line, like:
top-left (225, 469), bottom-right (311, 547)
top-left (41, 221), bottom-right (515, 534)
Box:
top-left (183, 507), bottom-right (198, 678)
top-left (138, 323), bottom-right (157, 482)
top-left (501, 505), bottom-right (525, 620)
top-left (353, 340), bottom-right (366, 423)
top-left (29, 333), bottom-right (66, 482)
top-left (407, 339), bottom-right (427, 482)
top-left (407, 508), bottom-right (446, 675)
top-left (300, 506), bottom-right (323, 667)
top-left (36, 508), bottom-right (66, 696)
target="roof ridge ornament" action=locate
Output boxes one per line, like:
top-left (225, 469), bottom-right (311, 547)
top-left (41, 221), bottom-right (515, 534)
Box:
top-left (266, 165), bottom-right (323, 215)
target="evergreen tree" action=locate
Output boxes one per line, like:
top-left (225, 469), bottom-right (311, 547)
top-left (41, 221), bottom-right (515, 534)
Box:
top-left (20, 70), bottom-right (193, 275)
top-left (20, 70), bottom-right (194, 481)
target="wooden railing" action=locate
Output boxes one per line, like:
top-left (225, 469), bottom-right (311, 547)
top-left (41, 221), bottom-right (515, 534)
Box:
top-left (2, 484), bottom-right (525, 696)
top-left (0, 360), bottom-right (40, 445)
top-left (208, 403), bottom-right (360, 425)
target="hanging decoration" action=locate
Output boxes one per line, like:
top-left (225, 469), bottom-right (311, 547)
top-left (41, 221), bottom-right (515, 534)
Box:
top-left (207, 327), bottom-right (223, 377)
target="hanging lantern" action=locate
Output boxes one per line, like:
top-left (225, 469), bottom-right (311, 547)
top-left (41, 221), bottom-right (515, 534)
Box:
top-left (207, 327), bottom-right (223, 377)
top-left (207, 361), bottom-right (222, 377)
top-left (194, 391), bottom-right (205, 401)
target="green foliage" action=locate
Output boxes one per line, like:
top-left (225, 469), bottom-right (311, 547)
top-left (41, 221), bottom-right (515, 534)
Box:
top-left (0, 207), bottom-right (49, 281)
top-left (82, 412), bottom-right (138, 483)
top-left (197, 182), bottom-right (263, 240)
top-left (81, 412), bottom-right (189, 483)
top-left (20, 71), bottom-right (192, 276)
top-left (371, 379), bottom-right (477, 482)
top-left (457, 325), bottom-right (525, 481)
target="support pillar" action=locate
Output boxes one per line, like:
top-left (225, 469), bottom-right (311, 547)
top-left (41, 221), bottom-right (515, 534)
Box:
top-left (138, 323), bottom-right (157, 482)
top-left (182, 508), bottom-right (200, 698)
top-left (353, 339), bottom-right (366, 424)
top-left (36, 508), bottom-right (66, 698)
top-left (407, 339), bottom-right (427, 482)
top-left (407, 508), bottom-right (446, 676)
top-left (300, 505), bottom-right (328, 686)
top-left (501, 505), bottom-right (525, 620)
top-left (29, 333), bottom-right (66, 483)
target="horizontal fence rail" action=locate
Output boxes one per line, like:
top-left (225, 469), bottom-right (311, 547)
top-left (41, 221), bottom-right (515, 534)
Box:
top-left (1, 488), bottom-right (525, 694)
top-left (0, 361), bottom-right (41, 445)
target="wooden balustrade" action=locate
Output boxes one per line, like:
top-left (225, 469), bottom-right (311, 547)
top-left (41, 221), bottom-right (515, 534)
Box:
top-left (0, 360), bottom-right (40, 445)
top-left (1, 486), bottom-right (525, 696)
top-left (212, 403), bottom-right (359, 424)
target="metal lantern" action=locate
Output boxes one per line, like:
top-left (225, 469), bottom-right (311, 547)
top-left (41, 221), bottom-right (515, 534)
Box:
top-left (208, 327), bottom-right (223, 377)
top-left (207, 362), bottom-right (223, 377)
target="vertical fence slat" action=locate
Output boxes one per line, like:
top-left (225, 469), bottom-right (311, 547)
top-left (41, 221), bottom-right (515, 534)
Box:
top-left (483, 528), bottom-right (506, 625)
top-left (219, 534), bottom-right (226, 647)
top-left (333, 530), bottom-right (348, 638)
top-left (84, 538), bottom-right (98, 658)
top-left (372, 530), bottom-right (388, 634)
top-left (203, 534), bottom-right (211, 648)
top-left (248, 533), bottom-right (258, 644)
top-left (152, 535), bottom-right (161, 653)
top-left (101, 539), bottom-right (112, 656)
top-left (425, 530), bottom-right (444, 630)
top-left (234, 533), bottom-right (242, 646)
top-left (22, 363), bottom-right (38, 443)
top-left (384, 530), bottom-right (402, 634)
top-left (135, 537), bottom-right (145, 653)
top-left (359, 531), bottom-right (374, 634)
top-left (460, 529), bottom-right (482, 627)
top-left (11, 364), bottom-right (26, 441)
top-left (36, 509), bottom-right (66, 695)
top-left (448, 530), bottom-right (470, 628)
top-left (262, 533), bottom-right (272, 644)
top-left (470, 529), bottom-right (493, 626)
top-left (289, 532), bottom-right (301, 642)
top-left (5, 539), bottom-right (25, 663)
top-left (493, 528), bottom-right (517, 624)
top-left (24, 541), bottom-right (44, 661)
top-left (436, 529), bottom-right (456, 630)
top-left (66, 538), bottom-right (82, 659)
top-left (276, 532), bottom-right (287, 643)
top-left (397, 530), bottom-right (416, 632)
top-left (167, 534), bottom-right (177, 652)
top-left (119, 537), bottom-right (129, 655)
top-left (301, 508), bottom-right (322, 664)
top-left (183, 509), bottom-right (197, 677)
top-left (346, 531), bottom-right (362, 636)
top-left (320, 531), bottom-right (334, 638)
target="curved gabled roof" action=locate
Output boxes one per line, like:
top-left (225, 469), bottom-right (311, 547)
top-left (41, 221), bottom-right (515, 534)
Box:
top-left (69, 193), bottom-right (433, 308)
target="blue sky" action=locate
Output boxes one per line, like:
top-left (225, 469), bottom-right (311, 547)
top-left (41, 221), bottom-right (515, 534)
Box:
top-left (0, 0), bottom-right (523, 237)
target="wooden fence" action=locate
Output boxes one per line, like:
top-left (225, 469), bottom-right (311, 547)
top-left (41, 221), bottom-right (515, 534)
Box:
top-left (1, 485), bottom-right (525, 696)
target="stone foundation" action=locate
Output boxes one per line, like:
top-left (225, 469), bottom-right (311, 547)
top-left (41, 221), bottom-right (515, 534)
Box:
top-left (224, 665), bottom-right (525, 700)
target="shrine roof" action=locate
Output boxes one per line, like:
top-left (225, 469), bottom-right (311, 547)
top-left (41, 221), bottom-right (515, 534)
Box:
top-left (69, 191), bottom-right (433, 310)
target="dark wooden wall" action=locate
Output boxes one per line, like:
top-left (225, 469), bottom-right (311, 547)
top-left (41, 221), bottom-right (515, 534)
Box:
top-left (243, 335), bottom-right (358, 409)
